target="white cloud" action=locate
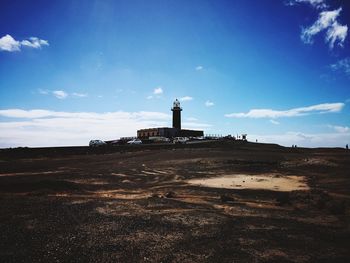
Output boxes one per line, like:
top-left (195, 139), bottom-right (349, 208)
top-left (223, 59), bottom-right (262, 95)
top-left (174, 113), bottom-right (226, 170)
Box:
top-left (300, 8), bottom-right (348, 48)
top-left (270, 119), bottom-right (280, 125)
top-left (0, 109), bottom-right (171, 147)
top-left (330, 57), bottom-right (350, 76)
top-left (180, 96), bottom-right (193, 102)
top-left (334, 126), bottom-right (349, 133)
top-left (225, 102), bottom-right (344, 118)
top-left (52, 90), bottom-right (68, 99)
top-left (205, 100), bottom-right (214, 107)
top-left (0, 34), bottom-right (49, 52)
top-left (38, 89), bottom-right (49, 95)
top-left (38, 89), bottom-right (88, 99)
top-left (182, 116), bottom-right (211, 130)
top-left (252, 131), bottom-right (350, 148)
top-left (147, 87), bottom-right (163, 99)
top-left (72, 92), bottom-right (88, 98)
top-left (286, 0), bottom-right (328, 9)
top-left (153, 87), bottom-right (163, 95)
top-left (0, 109), bottom-right (170, 120)
top-left (328, 125), bottom-right (349, 133)
top-left (0, 34), bottom-right (20, 52)
top-left (20, 37), bottom-right (49, 49)
top-left (326, 22), bottom-right (348, 49)
top-left (195, 65), bottom-right (203, 71)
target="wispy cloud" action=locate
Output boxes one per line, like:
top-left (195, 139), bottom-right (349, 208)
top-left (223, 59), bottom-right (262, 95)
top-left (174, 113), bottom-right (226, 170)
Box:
top-left (180, 96), bottom-right (193, 102)
top-left (325, 21), bottom-right (348, 49)
top-left (286, 0), bottom-right (328, 10)
top-left (147, 87), bottom-right (163, 99)
top-left (153, 87), bottom-right (163, 95)
top-left (0, 34), bottom-right (49, 52)
top-left (270, 119), bottom-right (280, 125)
top-left (72, 92), bottom-right (88, 98)
top-left (38, 89), bottom-right (49, 95)
top-left (0, 109), bottom-right (170, 120)
top-left (186, 117), bottom-right (198, 121)
top-left (195, 65), bottom-right (203, 71)
top-left (328, 125), bottom-right (349, 133)
top-left (300, 8), bottom-right (348, 48)
top-left (225, 102), bottom-right (344, 118)
top-left (52, 90), bottom-right (68, 99)
top-left (21, 37), bottom-right (49, 49)
top-left (330, 57), bottom-right (350, 77)
top-left (38, 89), bottom-right (88, 99)
top-left (0, 109), bottom-right (171, 147)
top-left (205, 100), bottom-right (214, 107)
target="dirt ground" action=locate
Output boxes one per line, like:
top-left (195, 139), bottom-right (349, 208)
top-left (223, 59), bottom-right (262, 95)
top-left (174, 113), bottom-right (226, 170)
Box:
top-left (0, 141), bottom-right (349, 262)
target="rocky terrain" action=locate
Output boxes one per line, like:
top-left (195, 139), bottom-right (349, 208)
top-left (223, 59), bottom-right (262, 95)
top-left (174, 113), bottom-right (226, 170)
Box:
top-left (0, 141), bottom-right (349, 262)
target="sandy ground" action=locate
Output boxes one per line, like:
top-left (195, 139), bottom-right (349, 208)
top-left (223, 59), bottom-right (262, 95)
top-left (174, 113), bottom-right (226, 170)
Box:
top-left (0, 141), bottom-right (349, 262)
top-left (187, 174), bottom-right (309, 192)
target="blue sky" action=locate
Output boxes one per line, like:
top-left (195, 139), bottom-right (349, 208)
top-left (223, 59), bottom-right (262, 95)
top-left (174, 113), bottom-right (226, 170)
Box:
top-left (0, 0), bottom-right (349, 147)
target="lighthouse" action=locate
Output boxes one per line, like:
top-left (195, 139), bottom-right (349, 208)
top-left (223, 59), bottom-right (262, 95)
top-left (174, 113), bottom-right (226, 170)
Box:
top-left (137, 99), bottom-right (203, 139)
top-left (171, 99), bottom-right (182, 130)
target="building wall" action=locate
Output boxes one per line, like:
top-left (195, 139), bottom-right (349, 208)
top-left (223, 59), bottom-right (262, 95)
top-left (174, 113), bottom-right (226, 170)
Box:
top-left (137, 128), bottom-right (160, 138)
top-left (159, 127), bottom-right (178, 138)
top-left (137, 128), bottom-right (179, 138)
top-left (178, 129), bottom-right (204, 138)
top-left (137, 127), bottom-right (203, 139)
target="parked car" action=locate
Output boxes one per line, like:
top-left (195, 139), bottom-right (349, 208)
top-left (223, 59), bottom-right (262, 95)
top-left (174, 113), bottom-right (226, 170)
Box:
top-left (89, 140), bottom-right (107, 147)
top-left (192, 136), bottom-right (205, 140)
top-left (149, 136), bottom-right (171, 143)
top-left (108, 139), bottom-right (128, 145)
top-left (173, 137), bottom-right (188, 144)
top-left (109, 140), bottom-right (120, 146)
top-left (127, 139), bottom-right (142, 145)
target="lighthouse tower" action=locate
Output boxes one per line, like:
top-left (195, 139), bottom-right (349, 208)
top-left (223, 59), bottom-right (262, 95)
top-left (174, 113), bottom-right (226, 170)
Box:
top-left (137, 99), bottom-right (203, 138)
top-left (171, 99), bottom-right (182, 130)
